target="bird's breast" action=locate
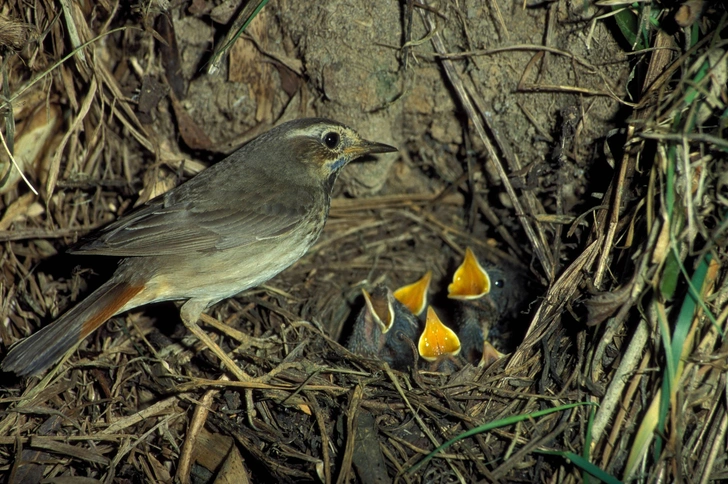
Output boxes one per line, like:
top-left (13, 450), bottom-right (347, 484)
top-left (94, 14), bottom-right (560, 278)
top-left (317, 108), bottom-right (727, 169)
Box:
top-left (138, 197), bottom-right (330, 306)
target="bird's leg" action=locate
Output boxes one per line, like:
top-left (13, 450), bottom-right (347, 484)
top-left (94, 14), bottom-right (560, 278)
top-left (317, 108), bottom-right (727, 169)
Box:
top-left (179, 299), bottom-right (251, 381)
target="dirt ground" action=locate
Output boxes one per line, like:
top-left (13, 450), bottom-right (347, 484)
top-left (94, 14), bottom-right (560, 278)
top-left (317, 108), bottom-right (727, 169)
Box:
top-left (1, 0), bottom-right (726, 482)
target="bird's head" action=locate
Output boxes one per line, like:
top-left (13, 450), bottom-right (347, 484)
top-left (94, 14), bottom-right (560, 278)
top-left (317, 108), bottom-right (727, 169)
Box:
top-left (279, 118), bottom-right (397, 188)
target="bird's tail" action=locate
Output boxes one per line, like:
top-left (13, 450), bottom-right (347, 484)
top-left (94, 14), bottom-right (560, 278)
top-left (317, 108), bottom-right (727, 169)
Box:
top-left (2, 279), bottom-right (144, 376)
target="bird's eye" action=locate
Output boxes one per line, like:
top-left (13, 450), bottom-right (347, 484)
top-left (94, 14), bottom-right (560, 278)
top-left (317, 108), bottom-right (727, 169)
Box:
top-left (323, 132), bottom-right (340, 149)
top-left (494, 279), bottom-right (505, 288)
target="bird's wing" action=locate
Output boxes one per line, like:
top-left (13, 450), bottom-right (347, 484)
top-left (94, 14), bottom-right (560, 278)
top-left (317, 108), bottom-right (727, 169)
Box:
top-left (73, 175), bottom-right (316, 257)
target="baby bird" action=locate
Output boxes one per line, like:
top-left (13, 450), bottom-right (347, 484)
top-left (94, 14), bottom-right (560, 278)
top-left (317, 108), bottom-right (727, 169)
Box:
top-left (347, 286), bottom-right (420, 370)
top-left (448, 247), bottom-right (530, 366)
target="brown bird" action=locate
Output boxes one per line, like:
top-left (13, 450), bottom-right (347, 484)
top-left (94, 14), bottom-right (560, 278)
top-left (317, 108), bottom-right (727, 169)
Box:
top-left (3, 118), bottom-right (396, 376)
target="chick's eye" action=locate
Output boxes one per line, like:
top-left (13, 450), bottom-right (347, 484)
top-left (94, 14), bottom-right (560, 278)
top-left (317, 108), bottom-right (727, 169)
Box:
top-left (323, 132), bottom-right (340, 149)
top-left (494, 279), bottom-right (505, 288)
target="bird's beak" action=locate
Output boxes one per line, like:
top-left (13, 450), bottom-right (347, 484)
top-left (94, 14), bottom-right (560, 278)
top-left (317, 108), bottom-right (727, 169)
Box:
top-left (362, 288), bottom-right (395, 332)
top-left (393, 271), bottom-right (432, 316)
top-left (345, 139), bottom-right (398, 158)
top-left (479, 340), bottom-right (506, 368)
top-left (418, 307), bottom-right (461, 361)
top-left (448, 247), bottom-right (491, 300)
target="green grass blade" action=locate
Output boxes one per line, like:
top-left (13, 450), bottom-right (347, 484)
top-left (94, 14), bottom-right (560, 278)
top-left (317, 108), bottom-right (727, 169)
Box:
top-left (537, 449), bottom-right (623, 484)
top-left (405, 401), bottom-right (596, 475)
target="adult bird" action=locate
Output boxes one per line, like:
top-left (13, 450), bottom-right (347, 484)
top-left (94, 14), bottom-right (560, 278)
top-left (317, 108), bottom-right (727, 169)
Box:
top-left (3, 118), bottom-right (397, 376)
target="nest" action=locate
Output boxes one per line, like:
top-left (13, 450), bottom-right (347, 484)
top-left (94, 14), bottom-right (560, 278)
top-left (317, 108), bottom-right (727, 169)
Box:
top-left (1, 1), bottom-right (727, 482)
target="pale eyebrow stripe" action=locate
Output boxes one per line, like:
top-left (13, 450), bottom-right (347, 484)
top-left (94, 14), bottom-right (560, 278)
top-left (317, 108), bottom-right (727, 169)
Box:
top-left (284, 127), bottom-right (321, 139)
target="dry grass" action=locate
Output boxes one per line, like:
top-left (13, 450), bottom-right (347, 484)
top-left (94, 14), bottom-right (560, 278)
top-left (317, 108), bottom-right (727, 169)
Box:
top-left (1, 1), bottom-right (727, 483)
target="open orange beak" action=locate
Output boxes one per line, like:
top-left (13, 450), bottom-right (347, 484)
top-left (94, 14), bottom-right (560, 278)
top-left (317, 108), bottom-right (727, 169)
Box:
top-left (448, 247), bottom-right (490, 300)
top-left (393, 271), bottom-right (432, 316)
top-left (417, 307), bottom-right (461, 362)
